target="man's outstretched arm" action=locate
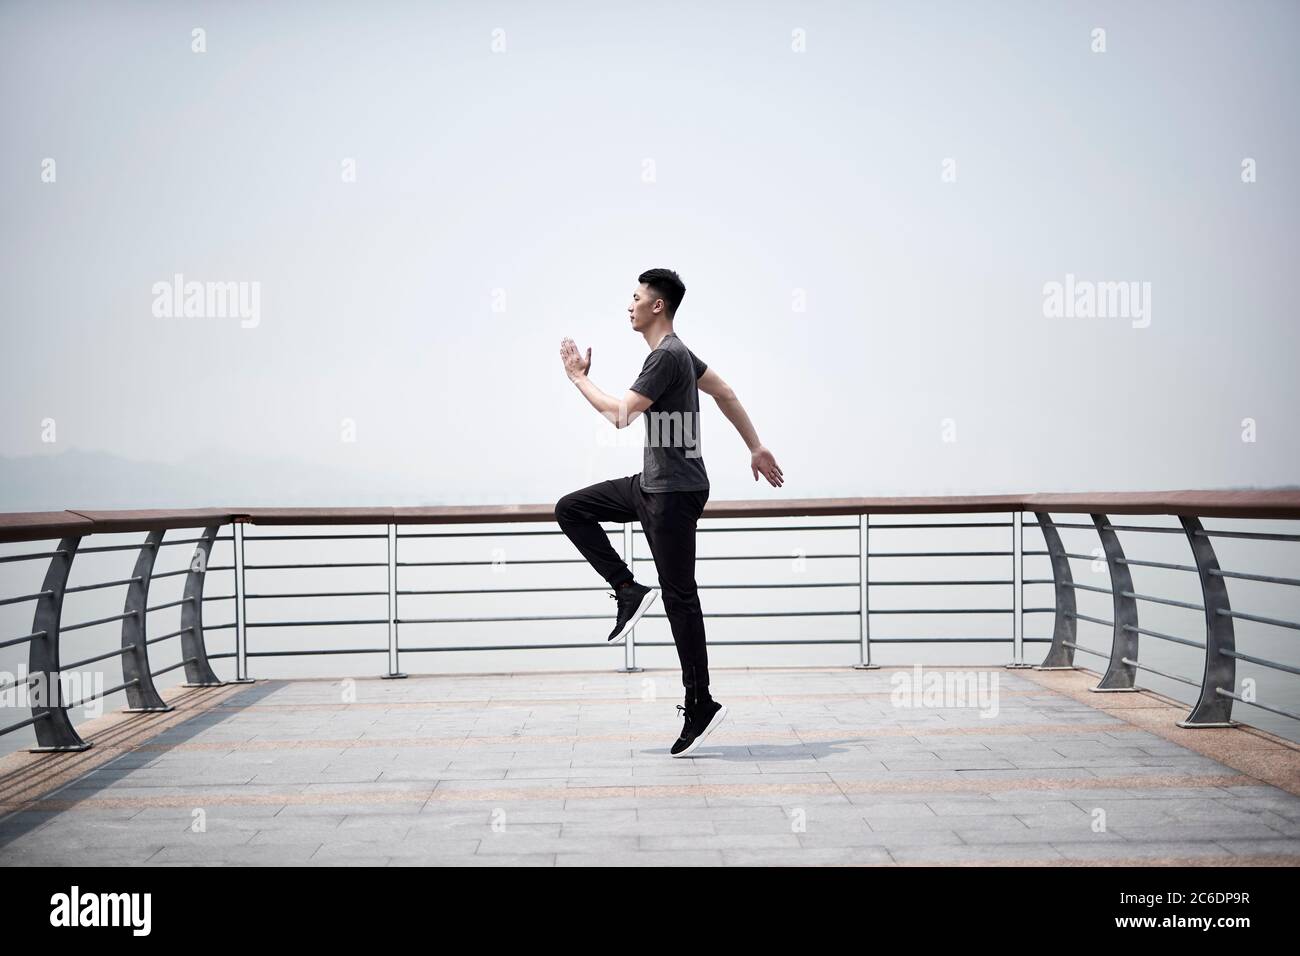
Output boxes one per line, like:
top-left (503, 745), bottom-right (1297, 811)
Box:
top-left (697, 367), bottom-right (784, 487)
top-left (559, 336), bottom-right (652, 429)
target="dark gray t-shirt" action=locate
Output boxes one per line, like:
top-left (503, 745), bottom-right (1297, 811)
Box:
top-left (628, 331), bottom-right (710, 493)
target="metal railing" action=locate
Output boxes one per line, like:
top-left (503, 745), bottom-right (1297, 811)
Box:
top-left (0, 490), bottom-right (1297, 752)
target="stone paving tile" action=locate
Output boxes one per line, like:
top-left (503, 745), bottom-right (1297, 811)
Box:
top-left (636, 830), bottom-right (801, 850)
top-left (2, 667), bottom-right (1297, 866)
top-left (868, 807), bottom-right (1030, 828)
top-left (474, 834), bottom-right (641, 855)
top-left (311, 838), bottom-right (480, 859)
top-left (555, 850), bottom-right (724, 866)
top-left (636, 805), bottom-right (789, 823)
top-left (4, 825), bottom-right (255, 850)
top-left (1249, 811), bottom-right (1300, 835)
top-left (144, 861), bottom-right (234, 867)
top-left (889, 844), bottom-right (1068, 864)
top-left (1214, 838), bottom-right (1300, 856)
top-left (128, 805), bottom-right (292, 820)
top-left (423, 797), bottom-right (570, 813)
top-left (722, 846), bottom-right (895, 865)
top-left (1050, 841), bottom-right (1240, 861)
top-left (983, 787), bottom-right (1171, 803)
top-left (300, 857), bottom-right (393, 866)
top-left (148, 844), bottom-right (323, 863)
top-left (926, 798), bottom-right (1073, 816)
top-left (255, 800), bottom-right (431, 817)
top-left (202, 813), bottom-right (351, 830)
top-left (3, 846), bottom-right (168, 866)
top-left (956, 827), bottom-right (1127, 844)
top-left (840, 801), bottom-right (936, 818)
top-left (388, 853), bottom-right (556, 866)
top-left (246, 824), bottom-right (410, 845)
top-left (1106, 822), bottom-right (1287, 842)
top-left (826, 831), bottom-right (973, 850)
top-left (562, 819), bottom-right (717, 836)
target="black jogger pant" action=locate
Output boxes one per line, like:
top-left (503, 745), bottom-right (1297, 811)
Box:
top-left (555, 473), bottom-right (711, 706)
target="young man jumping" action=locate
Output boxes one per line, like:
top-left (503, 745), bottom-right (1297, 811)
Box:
top-left (556, 268), bottom-right (784, 757)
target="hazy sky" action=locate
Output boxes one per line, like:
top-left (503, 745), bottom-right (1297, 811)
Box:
top-left (3, 0), bottom-right (1298, 508)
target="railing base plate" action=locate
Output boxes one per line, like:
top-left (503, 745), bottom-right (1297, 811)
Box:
top-left (1003, 662), bottom-right (1035, 669)
top-left (123, 706), bottom-right (175, 713)
top-left (182, 681), bottom-right (226, 688)
top-left (1175, 719), bottom-right (1240, 729)
top-left (382, 672), bottom-right (408, 679)
top-left (1089, 686), bottom-right (1139, 693)
top-left (617, 667), bottom-right (644, 674)
top-left (852, 663), bottom-right (881, 670)
top-left (28, 742), bottom-right (94, 753)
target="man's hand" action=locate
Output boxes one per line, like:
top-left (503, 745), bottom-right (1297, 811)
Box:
top-left (751, 445), bottom-right (784, 487)
top-left (559, 337), bottom-right (591, 381)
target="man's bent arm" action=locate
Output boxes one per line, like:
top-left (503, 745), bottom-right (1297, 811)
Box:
top-left (569, 372), bottom-right (650, 429)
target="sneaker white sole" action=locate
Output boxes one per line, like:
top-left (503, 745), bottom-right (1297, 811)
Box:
top-left (607, 588), bottom-right (658, 645)
top-left (672, 703), bottom-right (728, 757)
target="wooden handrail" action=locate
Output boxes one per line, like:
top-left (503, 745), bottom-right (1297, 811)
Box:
top-left (1, 489), bottom-right (1299, 542)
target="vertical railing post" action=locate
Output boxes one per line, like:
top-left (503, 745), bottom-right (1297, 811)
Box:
top-left (28, 536), bottom-right (91, 752)
top-left (1035, 512), bottom-right (1077, 669)
top-left (620, 522), bottom-right (642, 672)
top-left (231, 518), bottom-right (254, 683)
top-left (1090, 513), bottom-right (1139, 692)
top-left (180, 524), bottom-right (223, 686)
top-left (121, 529), bottom-right (172, 712)
top-left (854, 512), bottom-right (878, 669)
top-left (1178, 515), bottom-right (1238, 728)
top-left (384, 522), bottom-right (406, 679)
top-left (1006, 510), bottom-right (1032, 668)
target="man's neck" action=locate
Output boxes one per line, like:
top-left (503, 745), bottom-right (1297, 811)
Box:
top-left (646, 325), bottom-right (675, 349)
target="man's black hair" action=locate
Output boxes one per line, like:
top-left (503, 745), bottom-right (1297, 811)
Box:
top-left (638, 268), bottom-right (686, 319)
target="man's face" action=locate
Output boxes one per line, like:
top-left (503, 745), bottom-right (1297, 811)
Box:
top-left (628, 283), bottom-right (662, 330)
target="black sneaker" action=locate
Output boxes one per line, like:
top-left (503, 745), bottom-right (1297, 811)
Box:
top-left (606, 581), bottom-right (657, 645)
top-left (670, 698), bottom-right (727, 757)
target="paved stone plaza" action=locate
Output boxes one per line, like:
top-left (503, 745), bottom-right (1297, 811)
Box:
top-left (1, 666), bottom-right (1297, 866)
